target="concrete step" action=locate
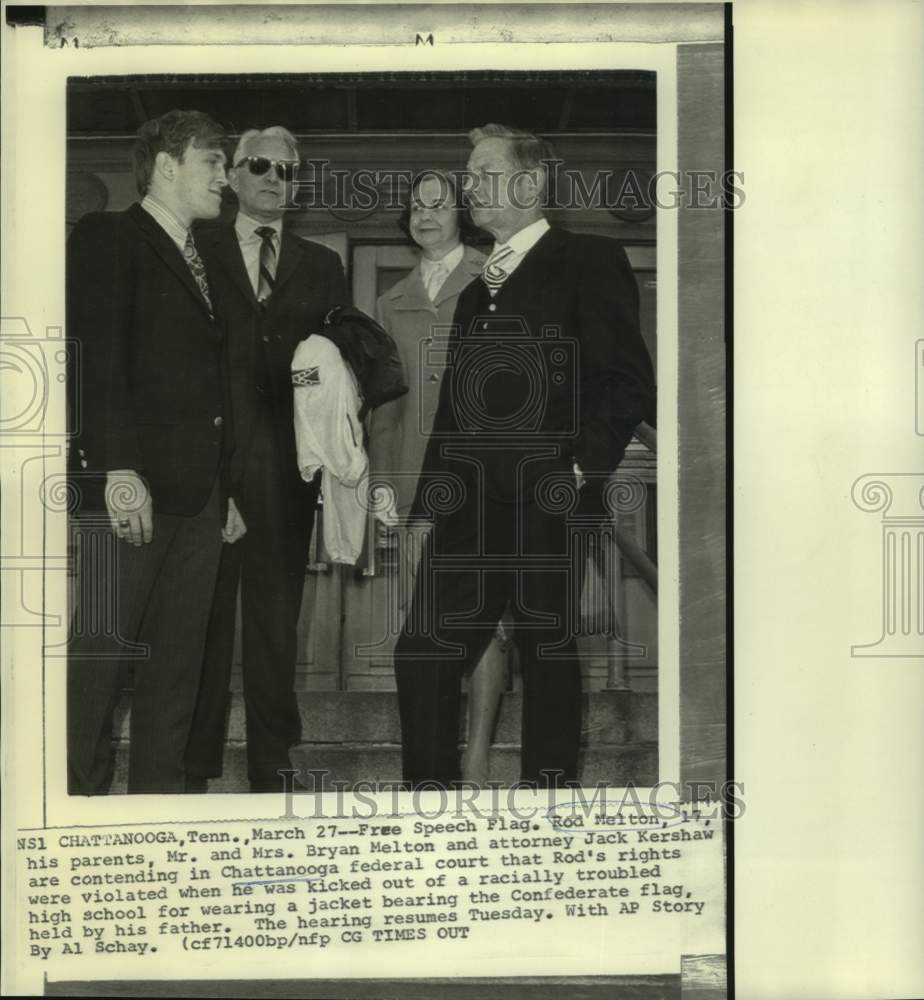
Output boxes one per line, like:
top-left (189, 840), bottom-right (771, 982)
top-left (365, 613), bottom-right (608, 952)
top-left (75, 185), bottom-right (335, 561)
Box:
top-left (108, 689), bottom-right (658, 793)
top-left (218, 689), bottom-right (658, 745)
top-left (111, 740), bottom-right (657, 794)
top-left (287, 742), bottom-right (659, 789)
top-left (115, 690), bottom-right (657, 745)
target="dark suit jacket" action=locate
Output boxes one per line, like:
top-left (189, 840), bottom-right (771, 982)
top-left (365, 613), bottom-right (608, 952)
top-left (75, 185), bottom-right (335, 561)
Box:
top-left (413, 225), bottom-right (655, 513)
top-left (67, 204), bottom-right (228, 517)
top-left (195, 223), bottom-right (348, 496)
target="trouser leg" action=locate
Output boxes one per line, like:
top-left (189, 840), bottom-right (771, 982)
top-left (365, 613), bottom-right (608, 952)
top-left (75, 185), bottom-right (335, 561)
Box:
top-left (184, 539), bottom-right (242, 779)
top-left (393, 654), bottom-right (467, 788)
top-left (394, 531), bottom-right (503, 789)
top-left (238, 513), bottom-right (310, 787)
top-left (510, 502), bottom-right (583, 786)
top-left (67, 659), bottom-right (122, 795)
top-left (236, 415), bottom-right (315, 788)
top-left (519, 645), bottom-right (582, 786)
top-left (127, 483), bottom-right (222, 794)
top-left (67, 516), bottom-right (163, 796)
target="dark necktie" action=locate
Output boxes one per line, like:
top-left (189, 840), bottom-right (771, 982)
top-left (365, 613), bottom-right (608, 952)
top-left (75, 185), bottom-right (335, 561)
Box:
top-left (183, 231), bottom-right (213, 315)
top-left (255, 226), bottom-right (277, 303)
top-left (481, 244), bottom-right (515, 295)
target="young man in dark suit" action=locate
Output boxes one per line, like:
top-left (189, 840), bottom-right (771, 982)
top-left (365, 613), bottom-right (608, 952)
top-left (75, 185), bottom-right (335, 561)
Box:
top-left (183, 126), bottom-right (349, 793)
top-left (394, 123), bottom-right (656, 789)
top-left (67, 109), bottom-right (243, 795)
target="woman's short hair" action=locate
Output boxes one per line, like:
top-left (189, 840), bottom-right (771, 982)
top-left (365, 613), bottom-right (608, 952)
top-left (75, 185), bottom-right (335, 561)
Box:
top-left (397, 169), bottom-right (485, 246)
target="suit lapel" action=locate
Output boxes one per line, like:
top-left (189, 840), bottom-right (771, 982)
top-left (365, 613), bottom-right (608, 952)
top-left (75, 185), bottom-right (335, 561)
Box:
top-left (489, 227), bottom-right (565, 310)
top-left (392, 265), bottom-right (434, 312)
top-left (456, 228), bottom-right (565, 336)
top-left (208, 225), bottom-right (259, 311)
top-left (431, 247), bottom-right (485, 309)
top-left (505, 227), bottom-right (562, 288)
top-left (394, 247), bottom-right (487, 312)
top-left (129, 203), bottom-right (212, 317)
top-left (272, 231), bottom-right (304, 299)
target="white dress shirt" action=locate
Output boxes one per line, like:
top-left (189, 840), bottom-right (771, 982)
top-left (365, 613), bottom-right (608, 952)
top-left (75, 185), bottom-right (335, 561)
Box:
top-left (419, 243), bottom-right (464, 301)
top-left (489, 217), bottom-right (551, 282)
top-left (235, 212), bottom-right (283, 296)
top-left (141, 195), bottom-right (189, 252)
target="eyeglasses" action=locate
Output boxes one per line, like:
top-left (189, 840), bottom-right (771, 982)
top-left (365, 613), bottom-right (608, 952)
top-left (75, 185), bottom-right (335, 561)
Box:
top-left (235, 156), bottom-right (299, 182)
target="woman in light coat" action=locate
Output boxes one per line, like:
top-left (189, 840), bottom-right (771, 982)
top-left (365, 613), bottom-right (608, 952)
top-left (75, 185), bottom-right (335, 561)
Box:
top-left (371, 170), bottom-right (506, 785)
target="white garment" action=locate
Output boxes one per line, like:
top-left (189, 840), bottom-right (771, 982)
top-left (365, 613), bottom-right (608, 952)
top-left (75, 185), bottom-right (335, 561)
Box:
top-left (423, 260), bottom-right (447, 300)
top-left (292, 335), bottom-right (396, 564)
top-left (140, 195), bottom-right (189, 252)
top-left (419, 243), bottom-right (464, 300)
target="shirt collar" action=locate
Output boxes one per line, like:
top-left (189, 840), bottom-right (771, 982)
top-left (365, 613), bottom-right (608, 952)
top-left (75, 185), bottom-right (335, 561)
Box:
top-left (500, 217), bottom-right (550, 257)
top-left (140, 194), bottom-right (189, 252)
top-left (235, 211), bottom-right (283, 243)
top-left (419, 242), bottom-right (464, 280)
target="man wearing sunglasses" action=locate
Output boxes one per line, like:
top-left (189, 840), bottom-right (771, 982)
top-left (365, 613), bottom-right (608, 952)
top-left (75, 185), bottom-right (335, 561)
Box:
top-left (185, 126), bottom-right (349, 793)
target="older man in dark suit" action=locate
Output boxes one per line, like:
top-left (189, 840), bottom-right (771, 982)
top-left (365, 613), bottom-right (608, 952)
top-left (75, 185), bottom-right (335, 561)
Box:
top-left (183, 126), bottom-right (348, 793)
top-left (394, 123), bottom-right (656, 789)
top-left (67, 109), bottom-right (240, 795)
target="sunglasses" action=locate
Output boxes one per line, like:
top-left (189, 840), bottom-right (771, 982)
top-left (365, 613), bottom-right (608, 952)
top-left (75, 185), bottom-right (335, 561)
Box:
top-left (235, 156), bottom-right (299, 182)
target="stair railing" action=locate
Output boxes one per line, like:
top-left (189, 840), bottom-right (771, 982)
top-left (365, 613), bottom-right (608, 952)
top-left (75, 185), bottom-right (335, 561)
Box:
top-left (603, 421), bottom-right (658, 690)
top-left (616, 421), bottom-right (657, 592)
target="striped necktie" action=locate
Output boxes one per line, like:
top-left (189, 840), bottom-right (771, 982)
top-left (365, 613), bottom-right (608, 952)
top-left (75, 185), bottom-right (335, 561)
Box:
top-left (255, 226), bottom-right (278, 303)
top-left (481, 244), bottom-right (515, 295)
top-left (182, 231), bottom-right (213, 315)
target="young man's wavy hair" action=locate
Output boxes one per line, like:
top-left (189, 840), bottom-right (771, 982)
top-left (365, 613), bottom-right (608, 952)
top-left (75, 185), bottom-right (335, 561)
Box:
top-left (132, 109), bottom-right (227, 196)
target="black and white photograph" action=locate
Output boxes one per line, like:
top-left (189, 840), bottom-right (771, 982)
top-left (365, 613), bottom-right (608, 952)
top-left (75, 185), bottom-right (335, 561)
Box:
top-left (6, 2), bottom-right (922, 998)
top-left (62, 64), bottom-right (706, 798)
top-left (6, 5), bottom-right (731, 994)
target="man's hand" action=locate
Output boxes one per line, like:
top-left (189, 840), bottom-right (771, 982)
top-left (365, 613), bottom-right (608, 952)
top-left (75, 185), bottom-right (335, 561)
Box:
top-left (222, 497), bottom-right (247, 544)
top-left (399, 522), bottom-right (431, 612)
top-left (573, 463), bottom-right (612, 522)
top-left (105, 470), bottom-right (153, 546)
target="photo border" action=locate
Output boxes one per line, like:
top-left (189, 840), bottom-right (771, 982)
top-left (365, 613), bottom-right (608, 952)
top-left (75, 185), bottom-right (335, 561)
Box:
top-left (2, 5), bottom-right (728, 996)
